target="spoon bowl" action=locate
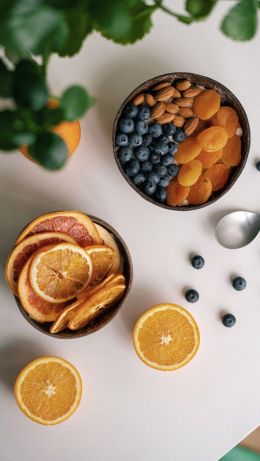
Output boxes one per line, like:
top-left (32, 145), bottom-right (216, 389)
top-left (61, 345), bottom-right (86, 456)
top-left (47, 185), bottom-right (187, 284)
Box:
top-left (216, 211), bottom-right (260, 249)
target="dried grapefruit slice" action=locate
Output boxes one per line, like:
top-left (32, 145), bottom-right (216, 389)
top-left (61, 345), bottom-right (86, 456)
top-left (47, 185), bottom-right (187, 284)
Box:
top-left (133, 304), bottom-right (200, 371)
top-left (5, 232), bottom-right (76, 296)
top-left (94, 224), bottom-right (122, 275)
top-left (30, 243), bottom-right (92, 303)
top-left (18, 259), bottom-right (69, 323)
top-left (85, 245), bottom-right (114, 287)
top-left (14, 356), bottom-right (82, 425)
top-left (16, 211), bottom-right (101, 247)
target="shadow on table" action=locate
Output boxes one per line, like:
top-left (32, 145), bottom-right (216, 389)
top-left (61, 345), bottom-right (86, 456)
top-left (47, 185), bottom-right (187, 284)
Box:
top-left (0, 338), bottom-right (49, 392)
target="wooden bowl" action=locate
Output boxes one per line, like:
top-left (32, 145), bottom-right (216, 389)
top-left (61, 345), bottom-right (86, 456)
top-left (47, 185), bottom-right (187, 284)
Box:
top-left (113, 72), bottom-right (250, 210)
top-left (15, 215), bottom-right (133, 339)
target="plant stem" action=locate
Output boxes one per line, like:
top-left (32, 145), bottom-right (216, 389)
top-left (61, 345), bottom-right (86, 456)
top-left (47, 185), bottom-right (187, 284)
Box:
top-left (153, 0), bottom-right (193, 23)
top-left (42, 51), bottom-right (50, 76)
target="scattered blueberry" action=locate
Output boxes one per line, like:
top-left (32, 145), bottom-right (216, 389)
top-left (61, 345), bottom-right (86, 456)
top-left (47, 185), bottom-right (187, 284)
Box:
top-left (158, 135), bottom-right (168, 144)
top-left (149, 122), bottom-right (163, 138)
top-left (124, 158), bottom-right (140, 177)
top-left (163, 123), bottom-right (176, 136)
top-left (138, 104), bottom-right (151, 121)
top-left (153, 141), bottom-right (169, 155)
top-left (141, 160), bottom-right (153, 173)
top-left (167, 163), bottom-right (179, 177)
top-left (129, 133), bottom-right (142, 147)
top-left (150, 153), bottom-right (161, 165)
top-left (256, 160), bottom-right (260, 171)
top-left (133, 172), bottom-right (146, 186)
top-left (154, 187), bottom-right (167, 202)
top-left (191, 255), bottom-right (205, 270)
top-left (116, 133), bottom-right (128, 147)
top-left (142, 134), bottom-right (153, 146)
top-left (173, 128), bottom-right (186, 143)
top-left (162, 154), bottom-right (174, 167)
top-left (222, 313), bottom-right (236, 328)
top-left (119, 118), bottom-right (134, 134)
top-left (232, 276), bottom-right (247, 291)
top-left (185, 289), bottom-right (199, 303)
top-left (143, 180), bottom-right (157, 196)
top-left (153, 165), bottom-right (167, 178)
top-left (118, 147), bottom-right (132, 164)
top-left (146, 171), bottom-right (160, 185)
top-left (135, 145), bottom-right (150, 162)
top-left (159, 174), bottom-right (171, 188)
top-left (135, 120), bottom-right (148, 135)
top-left (123, 103), bottom-right (138, 119)
top-left (168, 142), bottom-right (178, 155)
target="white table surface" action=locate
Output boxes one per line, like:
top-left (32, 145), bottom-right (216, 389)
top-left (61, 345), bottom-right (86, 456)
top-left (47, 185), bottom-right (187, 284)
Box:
top-left (1, 3), bottom-right (260, 461)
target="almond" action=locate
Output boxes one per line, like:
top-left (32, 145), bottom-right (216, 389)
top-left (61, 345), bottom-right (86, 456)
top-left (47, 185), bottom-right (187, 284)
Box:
top-left (179, 107), bottom-right (194, 118)
top-left (183, 87), bottom-right (203, 98)
top-left (156, 113), bottom-right (175, 124)
top-left (174, 97), bottom-right (193, 108)
top-left (184, 117), bottom-right (199, 136)
top-left (155, 86), bottom-right (176, 102)
top-left (165, 103), bottom-right (179, 114)
top-left (173, 115), bottom-right (185, 128)
top-left (133, 93), bottom-right (145, 105)
top-left (146, 93), bottom-right (156, 107)
top-left (173, 89), bottom-right (182, 98)
top-left (152, 81), bottom-right (171, 91)
top-left (151, 102), bottom-right (166, 119)
top-left (175, 80), bottom-right (191, 91)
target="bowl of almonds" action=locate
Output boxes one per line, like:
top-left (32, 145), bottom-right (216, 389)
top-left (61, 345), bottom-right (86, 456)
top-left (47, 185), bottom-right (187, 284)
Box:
top-left (113, 72), bottom-right (250, 209)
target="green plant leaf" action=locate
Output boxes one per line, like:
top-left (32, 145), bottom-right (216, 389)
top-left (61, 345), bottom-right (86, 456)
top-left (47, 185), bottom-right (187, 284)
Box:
top-left (12, 131), bottom-right (36, 146)
top-left (0, 59), bottom-right (13, 97)
top-left (176, 15), bottom-right (193, 24)
top-left (61, 85), bottom-right (95, 121)
top-left (221, 0), bottom-right (258, 41)
top-left (0, 109), bottom-right (36, 150)
top-left (258, 0), bottom-right (260, 8)
top-left (12, 59), bottom-right (48, 111)
top-left (37, 105), bottom-right (65, 128)
top-left (185, 0), bottom-right (217, 19)
top-left (58, 11), bottom-right (93, 56)
top-left (29, 132), bottom-right (68, 169)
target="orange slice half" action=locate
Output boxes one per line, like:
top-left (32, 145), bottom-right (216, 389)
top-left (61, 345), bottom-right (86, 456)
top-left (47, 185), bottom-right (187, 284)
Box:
top-left (92, 224), bottom-right (122, 275)
top-left (85, 245), bottom-right (114, 287)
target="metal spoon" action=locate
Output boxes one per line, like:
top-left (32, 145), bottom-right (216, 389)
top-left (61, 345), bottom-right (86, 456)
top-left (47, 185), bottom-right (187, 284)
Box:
top-left (216, 211), bottom-right (260, 249)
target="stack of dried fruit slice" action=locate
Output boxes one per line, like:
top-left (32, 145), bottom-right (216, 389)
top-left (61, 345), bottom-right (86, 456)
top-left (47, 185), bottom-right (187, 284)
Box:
top-left (5, 211), bottom-right (126, 334)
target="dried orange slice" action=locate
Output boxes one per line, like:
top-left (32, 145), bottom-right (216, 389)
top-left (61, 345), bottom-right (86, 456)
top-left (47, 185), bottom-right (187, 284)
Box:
top-left (95, 224), bottom-right (122, 275)
top-left (16, 211), bottom-right (101, 247)
top-left (85, 245), bottom-right (114, 287)
top-left (78, 273), bottom-right (125, 302)
top-left (14, 356), bottom-right (82, 425)
top-left (133, 304), bottom-right (200, 371)
top-left (5, 232), bottom-right (76, 296)
top-left (69, 284), bottom-right (126, 330)
top-left (204, 163), bottom-right (230, 191)
top-left (30, 243), bottom-right (92, 303)
top-left (18, 258), bottom-right (69, 323)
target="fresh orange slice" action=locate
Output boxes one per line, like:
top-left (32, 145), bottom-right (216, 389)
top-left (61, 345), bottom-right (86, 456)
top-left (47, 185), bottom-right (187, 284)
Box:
top-left (16, 211), bottom-right (101, 247)
top-left (133, 303), bottom-right (200, 371)
top-left (18, 258), bottom-right (70, 323)
top-left (94, 224), bottom-right (122, 275)
top-left (5, 232), bottom-right (76, 296)
top-left (30, 243), bottom-right (92, 303)
top-left (85, 245), bottom-right (114, 287)
top-left (69, 284), bottom-right (126, 330)
top-left (14, 356), bottom-right (82, 425)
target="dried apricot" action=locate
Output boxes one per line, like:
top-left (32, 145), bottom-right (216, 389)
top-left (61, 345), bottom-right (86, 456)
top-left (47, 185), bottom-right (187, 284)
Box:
top-left (167, 179), bottom-right (190, 206)
top-left (197, 126), bottom-right (228, 152)
top-left (178, 159), bottom-right (202, 187)
top-left (204, 164), bottom-right (230, 191)
top-left (196, 149), bottom-right (223, 169)
top-left (188, 177), bottom-right (212, 205)
top-left (211, 106), bottom-right (239, 138)
top-left (222, 135), bottom-right (241, 167)
top-left (193, 90), bottom-right (221, 120)
top-left (175, 138), bottom-right (201, 164)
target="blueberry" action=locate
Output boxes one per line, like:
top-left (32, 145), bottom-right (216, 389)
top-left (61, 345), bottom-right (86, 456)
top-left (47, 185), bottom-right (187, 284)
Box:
top-left (123, 103), bottom-right (138, 119)
top-left (135, 120), bottom-right (148, 135)
top-left (133, 173), bottom-right (146, 186)
top-left (163, 123), bottom-right (176, 136)
top-left (125, 158), bottom-right (140, 177)
top-left (168, 142), bottom-right (178, 155)
top-left (138, 104), bottom-right (151, 121)
top-left (146, 171), bottom-right (160, 185)
top-left (162, 154), bottom-right (174, 167)
top-left (159, 174), bottom-right (171, 188)
top-left (232, 276), bottom-right (247, 291)
top-left (119, 118), bottom-right (134, 134)
top-left (143, 180), bottom-right (157, 196)
top-left (118, 147), bottom-right (133, 164)
top-left (173, 128), bottom-right (186, 143)
top-left (153, 141), bottom-right (169, 155)
top-left (222, 313), bottom-right (236, 328)
top-left (256, 160), bottom-right (260, 171)
top-left (142, 134), bottom-right (153, 146)
top-left (167, 164), bottom-right (179, 177)
top-left (150, 153), bottom-right (161, 165)
top-left (191, 255), bottom-right (205, 270)
top-left (135, 146), bottom-right (150, 162)
top-left (158, 135), bottom-right (168, 144)
top-left (129, 133), bottom-right (142, 147)
top-left (153, 165), bottom-right (167, 178)
top-left (185, 289), bottom-right (199, 303)
top-left (149, 122), bottom-right (163, 138)
top-left (141, 160), bottom-right (153, 173)
top-left (116, 133), bottom-right (129, 147)
top-left (154, 187), bottom-right (167, 203)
